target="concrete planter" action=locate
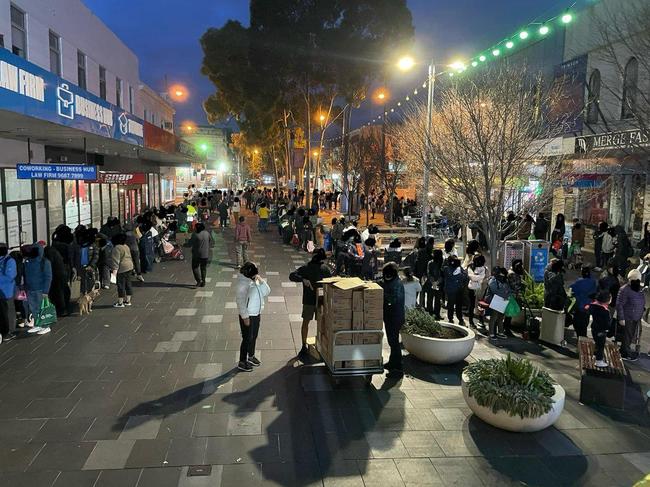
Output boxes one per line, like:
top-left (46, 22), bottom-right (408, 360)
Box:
top-left (401, 322), bottom-right (475, 365)
top-left (461, 372), bottom-right (565, 433)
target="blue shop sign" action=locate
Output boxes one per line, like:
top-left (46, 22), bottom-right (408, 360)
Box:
top-left (0, 48), bottom-right (143, 146)
top-left (16, 164), bottom-right (97, 180)
top-left (530, 247), bottom-right (549, 283)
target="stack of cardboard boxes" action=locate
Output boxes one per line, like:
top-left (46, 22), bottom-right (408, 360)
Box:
top-left (316, 277), bottom-right (384, 370)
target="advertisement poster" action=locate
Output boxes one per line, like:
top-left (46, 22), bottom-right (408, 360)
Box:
top-left (530, 247), bottom-right (549, 283)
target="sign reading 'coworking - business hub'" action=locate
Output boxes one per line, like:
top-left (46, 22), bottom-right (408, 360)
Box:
top-left (0, 48), bottom-right (143, 146)
top-left (16, 164), bottom-right (98, 180)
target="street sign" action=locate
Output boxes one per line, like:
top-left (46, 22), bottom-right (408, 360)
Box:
top-left (16, 164), bottom-right (97, 180)
top-left (529, 246), bottom-right (549, 283)
top-left (97, 172), bottom-right (146, 184)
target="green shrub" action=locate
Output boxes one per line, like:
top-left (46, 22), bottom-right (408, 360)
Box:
top-left (522, 272), bottom-right (544, 309)
top-left (464, 354), bottom-right (556, 419)
top-left (403, 308), bottom-right (464, 339)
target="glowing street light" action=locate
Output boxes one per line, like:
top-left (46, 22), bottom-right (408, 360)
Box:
top-left (450, 60), bottom-right (466, 72)
top-left (561, 12), bottom-right (573, 24)
top-left (479, 55), bottom-right (486, 62)
top-left (506, 41), bottom-right (514, 49)
top-left (539, 25), bottom-right (550, 35)
top-left (199, 143), bottom-right (208, 152)
top-left (397, 56), bottom-right (416, 72)
top-left (169, 83), bottom-right (189, 102)
top-left (492, 49), bottom-right (501, 57)
top-left (519, 30), bottom-right (529, 40)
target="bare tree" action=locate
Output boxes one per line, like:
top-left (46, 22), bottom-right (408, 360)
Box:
top-left (395, 66), bottom-right (571, 262)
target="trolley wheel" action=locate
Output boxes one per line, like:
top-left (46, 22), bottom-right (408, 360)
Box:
top-left (154, 257), bottom-right (161, 264)
top-left (561, 339), bottom-right (567, 347)
top-left (178, 254), bottom-right (185, 261)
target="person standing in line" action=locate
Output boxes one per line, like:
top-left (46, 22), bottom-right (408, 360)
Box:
top-left (0, 243), bottom-right (17, 342)
top-left (110, 233), bottom-right (134, 308)
top-left (569, 266), bottom-right (597, 338)
top-left (43, 244), bottom-right (66, 317)
top-left (593, 221), bottom-right (608, 272)
top-left (616, 269), bottom-right (645, 361)
top-left (423, 249), bottom-right (444, 319)
top-left (544, 258), bottom-right (567, 311)
top-left (590, 291), bottom-right (612, 368)
top-left (503, 259), bottom-right (525, 336)
top-left (533, 213), bottom-right (549, 240)
top-left (218, 199), bottom-right (229, 229)
top-left (486, 267), bottom-right (511, 340)
top-left (232, 197), bottom-right (241, 225)
top-left (290, 249), bottom-right (332, 360)
top-left (235, 216), bottom-right (252, 268)
top-left (236, 262), bottom-right (270, 372)
top-left (77, 229), bottom-right (99, 297)
top-left (467, 254), bottom-right (487, 329)
top-left (402, 267), bottom-right (422, 311)
top-left (124, 223), bottom-right (144, 282)
top-left (379, 262), bottom-right (405, 376)
top-left (443, 256), bottom-right (468, 326)
top-left (24, 244), bottom-right (52, 334)
top-left (601, 227), bottom-right (616, 269)
top-left (138, 222), bottom-right (156, 274)
top-left (189, 223), bottom-right (212, 287)
top-left (97, 236), bottom-right (113, 289)
top-left (51, 226), bottom-right (75, 315)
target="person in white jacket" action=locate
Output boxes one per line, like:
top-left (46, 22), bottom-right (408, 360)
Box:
top-left (466, 254), bottom-right (487, 328)
top-left (236, 262), bottom-right (271, 372)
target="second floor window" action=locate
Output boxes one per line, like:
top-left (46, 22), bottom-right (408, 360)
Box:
top-left (49, 31), bottom-right (61, 75)
top-left (77, 51), bottom-right (86, 90)
top-left (10, 5), bottom-right (26, 59)
top-left (116, 77), bottom-right (122, 108)
top-left (586, 69), bottom-right (601, 125)
top-left (621, 57), bottom-right (639, 120)
top-left (129, 86), bottom-right (134, 113)
top-left (99, 66), bottom-right (106, 100)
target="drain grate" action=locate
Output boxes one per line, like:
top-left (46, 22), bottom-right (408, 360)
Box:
top-left (187, 465), bottom-right (212, 477)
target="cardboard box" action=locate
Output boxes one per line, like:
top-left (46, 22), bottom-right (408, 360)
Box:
top-left (352, 290), bottom-right (365, 312)
top-left (364, 359), bottom-right (382, 368)
top-left (364, 319), bottom-right (384, 330)
top-left (330, 318), bottom-right (352, 331)
top-left (352, 310), bottom-right (364, 330)
top-left (363, 282), bottom-right (384, 305)
top-left (334, 334), bottom-right (352, 346)
top-left (362, 332), bottom-right (382, 344)
top-left (321, 277), bottom-right (366, 301)
top-left (344, 360), bottom-right (365, 369)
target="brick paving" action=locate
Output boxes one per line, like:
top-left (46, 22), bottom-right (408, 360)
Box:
top-left (0, 213), bottom-right (648, 486)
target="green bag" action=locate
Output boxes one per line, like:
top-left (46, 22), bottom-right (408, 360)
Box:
top-left (179, 223), bottom-right (189, 233)
top-left (36, 297), bottom-right (57, 327)
top-left (504, 296), bottom-right (521, 318)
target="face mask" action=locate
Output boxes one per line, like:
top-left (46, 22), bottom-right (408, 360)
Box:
top-left (631, 280), bottom-right (642, 292)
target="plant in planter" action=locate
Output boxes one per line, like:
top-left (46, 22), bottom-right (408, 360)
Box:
top-left (522, 272), bottom-right (544, 310)
top-left (462, 354), bottom-right (565, 432)
top-left (400, 309), bottom-right (475, 365)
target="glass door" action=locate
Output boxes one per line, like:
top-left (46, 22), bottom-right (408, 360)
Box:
top-left (5, 204), bottom-right (34, 248)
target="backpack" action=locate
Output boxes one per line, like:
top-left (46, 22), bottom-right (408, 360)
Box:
top-left (80, 246), bottom-right (90, 267)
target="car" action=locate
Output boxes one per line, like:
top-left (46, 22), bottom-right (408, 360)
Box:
top-left (244, 179), bottom-right (258, 189)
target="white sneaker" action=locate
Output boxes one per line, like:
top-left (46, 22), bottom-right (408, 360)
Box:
top-left (36, 327), bottom-right (51, 335)
top-left (27, 326), bottom-right (40, 334)
top-left (593, 267), bottom-right (602, 272)
top-left (124, 302), bottom-right (132, 307)
top-left (113, 302), bottom-right (125, 308)
top-left (595, 359), bottom-right (608, 368)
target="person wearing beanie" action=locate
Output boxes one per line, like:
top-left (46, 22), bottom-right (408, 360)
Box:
top-left (616, 269), bottom-right (645, 361)
top-left (589, 291), bottom-right (612, 368)
top-left (289, 248), bottom-right (332, 360)
top-left (384, 238), bottom-right (402, 266)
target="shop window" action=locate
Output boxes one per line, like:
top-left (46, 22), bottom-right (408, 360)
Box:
top-left (110, 184), bottom-right (119, 219)
top-left (91, 184), bottom-right (101, 229)
top-left (622, 57), bottom-right (638, 120)
top-left (0, 210), bottom-right (6, 245)
top-left (77, 51), bottom-right (86, 90)
top-left (116, 77), bottom-right (122, 108)
top-left (5, 169), bottom-right (32, 201)
top-left (47, 180), bottom-right (63, 237)
top-left (79, 183), bottom-right (91, 226)
top-left (64, 180), bottom-right (79, 228)
top-left (129, 86), bottom-right (134, 113)
top-left (586, 69), bottom-right (601, 124)
top-left (49, 30), bottom-right (61, 76)
top-left (101, 183), bottom-right (110, 221)
top-left (10, 4), bottom-right (26, 59)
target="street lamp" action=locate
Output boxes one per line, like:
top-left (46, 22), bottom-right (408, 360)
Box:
top-left (396, 55), bottom-right (436, 238)
top-left (169, 83), bottom-right (189, 102)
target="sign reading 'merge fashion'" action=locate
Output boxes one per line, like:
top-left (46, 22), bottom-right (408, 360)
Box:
top-left (575, 129), bottom-right (650, 153)
top-left (0, 49), bottom-right (143, 146)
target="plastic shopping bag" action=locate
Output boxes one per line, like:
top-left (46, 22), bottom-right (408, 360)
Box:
top-left (110, 272), bottom-right (117, 284)
top-left (504, 296), bottom-right (521, 318)
top-left (36, 297), bottom-right (57, 327)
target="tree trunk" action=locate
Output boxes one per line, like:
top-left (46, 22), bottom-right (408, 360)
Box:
top-left (341, 105), bottom-right (351, 215)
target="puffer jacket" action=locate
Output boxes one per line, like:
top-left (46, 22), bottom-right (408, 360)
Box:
top-left (236, 274), bottom-right (271, 319)
top-left (0, 254), bottom-right (16, 300)
top-left (24, 244), bottom-right (52, 294)
top-left (616, 284), bottom-right (645, 321)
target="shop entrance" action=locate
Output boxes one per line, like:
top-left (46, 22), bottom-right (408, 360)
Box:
top-left (5, 203), bottom-right (34, 248)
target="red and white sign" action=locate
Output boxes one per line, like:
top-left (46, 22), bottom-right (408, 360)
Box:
top-left (97, 172), bottom-right (146, 184)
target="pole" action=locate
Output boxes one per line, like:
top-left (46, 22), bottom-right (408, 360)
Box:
top-left (422, 61), bottom-right (435, 238)
top-left (382, 102), bottom-right (390, 226)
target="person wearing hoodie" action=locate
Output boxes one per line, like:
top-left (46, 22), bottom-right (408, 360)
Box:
top-left (569, 266), bottom-right (598, 337)
top-left (77, 229), bottom-right (99, 296)
top-left (467, 254), bottom-right (487, 328)
top-left (235, 262), bottom-right (271, 372)
top-left (23, 244), bottom-right (52, 334)
top-left (589, 291), bottom-right (612, 368)
top-left (601, 227), bottom-right (616, 269)
top-left (443, 255), bottom-right (469, 325)
top-left (235, 216), bottom-right (252, 268)
top-left (97, 236), bottom-right (113, 289)
top-left (544, 258), bottom-right (567, 311)
top-left (402, 267), bottom-right (422, 311)
top-left (486, 267), bottom-right (511, 340)
top-left (613, 225), bottom-right (633, 274)
top-left (616, 269), bottom-right (645, 361)
top-left (111, 233), bottom-right (135, 308)
top-left (124, 223), bottom-right (144, 282)
top-left (423, 249), bottom-right (444, 319)
top-left (361, 238), bottom-right (379, 280)
top-left (289, 248), bottom-right (332, 359)
top-left (43, 244), bottom-right (66, 317)
top-left (533, 213), bottom-right (549, 240)
top-left (0, 243), bottom-right (17, 342)
top-left (138, 222), bottom-right (156, 274)
top-left (51, 226), bottom-right (75, 314)
top-left (379, 262), bottom-right (405, 375)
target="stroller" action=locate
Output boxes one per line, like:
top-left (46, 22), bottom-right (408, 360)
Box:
top-left (566, 241), bottom-right (583, 270)
top-left (159, 231), bottom-right (185, 261)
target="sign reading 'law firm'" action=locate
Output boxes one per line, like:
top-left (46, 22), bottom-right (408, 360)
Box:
top-left (16, 164), bottom-right (97, 180)
top-left (0, 48), bottom-right (143, 146)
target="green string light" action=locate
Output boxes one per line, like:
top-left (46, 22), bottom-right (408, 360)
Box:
top-left (492, 49), bottom-right (501, 57)
top-left (506, 41), bottom-right (514, 49)
top-left (539, 25), bottom-right (550, 35)
top-left (519, 31), bottom-right (529, 39)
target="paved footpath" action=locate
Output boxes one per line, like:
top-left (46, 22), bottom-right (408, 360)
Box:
top-left (0, 215), bottom-right (649, 487)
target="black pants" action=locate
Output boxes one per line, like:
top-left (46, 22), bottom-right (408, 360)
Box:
top-left (421, 281), bottom-right (442, 317)
top-left (592, 328), bottom-right (607, 361)
top-left (49, 281), bottom-right (66, 317)
top-left (0, 298), bottom-right (15, 337)
top-left (446, 289), bottom-right (465, 324)
top-left (63, 282), bottom-right (71, 314)
top-left (131, 249), bottom-right (142, 275)
top-left (621, 319), bottom-right (640, 357)
top-left (384, 319), bottom-right (402, 370)
top-left (117, 272), bottom-right (133, 298)
top-left (467, 289), bottom-right (478, 325)
top-left (239, 315), bottom-right (261, 363)
top-left (573, 309), bottom-right (589, 337)
top-left (192, 257), bottom-right (208, 284)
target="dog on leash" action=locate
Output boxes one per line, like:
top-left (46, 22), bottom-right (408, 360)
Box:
top-left (78, 289), bottom-right (100, 316)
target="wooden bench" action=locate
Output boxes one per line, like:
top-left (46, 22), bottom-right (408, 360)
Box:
top-left (578, 336), bottom-right (626, 409)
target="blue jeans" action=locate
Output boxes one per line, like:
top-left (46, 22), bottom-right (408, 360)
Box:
top-left (258, 218), bottom-right (268, 232)
top-left (25, 291), bottom-right (43, 325)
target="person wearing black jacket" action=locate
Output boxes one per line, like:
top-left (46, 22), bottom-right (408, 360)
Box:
top-left (422, 249), bottom-right (443, 319)
top-left (290, 248), bottom-right (332, 359)
top-left (379, 262), bottom-right (405, 375)
top-left (52, 225), bottom-right (75, 315)
top-left (533, 213), bottom-right (549, 240)
top-left (43, 245), bottom-right (67, 317)
top-left (544, 258), bottom-right (567, 311)
top-left (443, 256), bottom-right (469, 325)
top-left (414, 238), bottom-right (434, 281)
top-left (590, 290), bottom-right (612, 368)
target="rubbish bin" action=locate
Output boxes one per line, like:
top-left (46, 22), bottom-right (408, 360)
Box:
top-left (499, 241), bottom-right (525, 270)
top-left (540, 307), bottom-right (566, 346)
top-left (524, 240), bottom-right (550, 283)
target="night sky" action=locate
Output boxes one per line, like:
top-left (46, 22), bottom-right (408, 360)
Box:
top-left (84, 0), bottom-right (588, 129)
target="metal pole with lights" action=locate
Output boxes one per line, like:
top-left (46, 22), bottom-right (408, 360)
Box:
top-left (422, 61), bottom-right (435, 238)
